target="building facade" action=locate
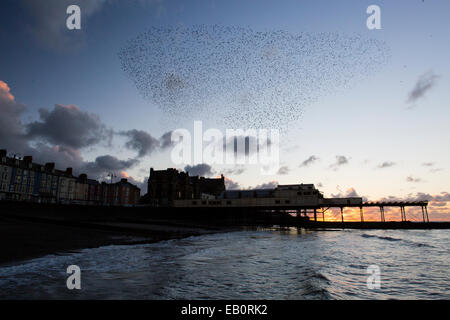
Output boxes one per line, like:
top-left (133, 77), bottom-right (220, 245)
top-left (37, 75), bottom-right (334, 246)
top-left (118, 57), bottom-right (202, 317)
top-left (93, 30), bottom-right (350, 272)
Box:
top-left (146, 168), bottom-right (226, 205)
top-left (173, 183), bottom-right (362, 208)
top-left (0, 149), bottom-right (140, 205)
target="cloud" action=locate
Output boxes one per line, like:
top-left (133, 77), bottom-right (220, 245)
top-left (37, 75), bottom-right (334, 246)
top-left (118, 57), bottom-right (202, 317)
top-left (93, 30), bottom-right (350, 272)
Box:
top-left (299, 155), bottom-right (319, 167)
top-left (406, 176), bottom-right (422, 183)
top-left (422, 162), bottom-right (435, 167)
top-left (120, 129), bottom-right (176, 157)
top-left (377, 161), bottom-right (396, 169)
top-left (0, 81), bottom-right (28, 152)
top-left (331, 187), bottom-right (367, 201)
top-left (27, 104), bottom-right (112, 149)
top-left (117, 171), bottom-right (147, 193)
top-left (224, 177), bottom-right (241, 190)
top-left (184, 164), bottom-right (215, 177)
top-left (406, 71), bottom-right (440, 105)
top-left (277, 165), bottom-right (290, 175)
top-left (329, 155), bottom-right (349, 170)
top-left (331, 187), bottom-right (359, 198)
top-left (223, 166), bottom-right (246, 176)
top-left (120, 129), bottom-right (160, 158)
top-left (82, 155), bottom-right (139, 179)
top-left (0, 80), bottom-right (156, 184)
top-left (377, 191), bottom-right (450, 203)
top-left (159, 131), bottom-right (174, 149)
top-left (252, 181), bottom-right (278, 189)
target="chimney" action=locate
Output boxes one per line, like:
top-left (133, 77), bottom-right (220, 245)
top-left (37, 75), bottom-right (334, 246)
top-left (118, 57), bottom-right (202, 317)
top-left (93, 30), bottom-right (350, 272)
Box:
top-left (0, 149), bottom-right (6, 158)
top-left (45, 162), bottom-right (55, 171)
top-left (65, 167), bottom-right (73, 176)
top-left (121, 178), bottom-right (127, 183)
top-left (79, 173), bottom-right (87, 181)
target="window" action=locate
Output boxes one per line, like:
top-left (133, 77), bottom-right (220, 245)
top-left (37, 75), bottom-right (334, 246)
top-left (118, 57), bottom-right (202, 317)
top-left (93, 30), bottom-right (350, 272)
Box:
top-left (192, 201), bottom-right (197, 205)
top-left (285, 200), bottom-right (290, 204)
top-left (227, 201), bottom-right (231, 205)
top-left (275, 200), bottom-right (280, 204)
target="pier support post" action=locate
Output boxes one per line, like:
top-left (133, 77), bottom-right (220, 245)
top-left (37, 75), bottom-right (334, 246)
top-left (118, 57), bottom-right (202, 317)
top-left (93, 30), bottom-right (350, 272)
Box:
top-left (360, 207), bottom-right (364, 222)
top-left (379, 206), bottom-right (385, 222)
top-left (421, 206), bottom-right (426, 223)
top-left (314, 208), bottom-right (317, 222)
top-left (340, 207), bottom-right (344, 223)
top-left (425, 206), bottom-right (429, 223)
top-left (322, 208), bottom-right (325, 222)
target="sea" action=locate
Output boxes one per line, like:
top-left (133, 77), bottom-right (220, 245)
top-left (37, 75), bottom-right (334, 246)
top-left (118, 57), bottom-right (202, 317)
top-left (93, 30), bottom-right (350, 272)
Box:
top-left (0, 228), bottom-right (449, 299)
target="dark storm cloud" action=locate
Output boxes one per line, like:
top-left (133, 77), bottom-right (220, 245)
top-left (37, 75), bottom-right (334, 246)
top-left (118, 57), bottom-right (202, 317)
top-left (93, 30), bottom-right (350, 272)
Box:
top-left (0, 80), bottom-right (155, 182)
top-left (0, 82), bottom-right (85, 169)
top-left (407, 71), bottom-right (440, 104)
top-left (119, 25), bottom-right (390, 129)
top-left (120, 130), bottom-right (176, 157)
top-left (120, 129), bottom-right (160, 158)
top-left (0, 81), bottom-right (28, 152)
top-left (184, 164), bottom-right (215, 177)
top-left (27, 104), bottom-right (113, 149)
top-left (82, 155), bottom-right (139, 179)
top-left (299, 155), bottom-right (319, 167)
top-left (159, 131), bottom-right (175, 149)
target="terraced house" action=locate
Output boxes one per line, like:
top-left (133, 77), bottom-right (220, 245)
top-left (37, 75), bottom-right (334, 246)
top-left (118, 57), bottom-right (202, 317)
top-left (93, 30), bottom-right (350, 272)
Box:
top-left (0, 149), bottom-right (140, 205)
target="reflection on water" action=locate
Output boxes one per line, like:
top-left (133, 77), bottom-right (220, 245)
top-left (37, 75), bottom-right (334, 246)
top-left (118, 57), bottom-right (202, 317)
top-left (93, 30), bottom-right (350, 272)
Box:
top-left (0, 228), bottom-right (449, 299)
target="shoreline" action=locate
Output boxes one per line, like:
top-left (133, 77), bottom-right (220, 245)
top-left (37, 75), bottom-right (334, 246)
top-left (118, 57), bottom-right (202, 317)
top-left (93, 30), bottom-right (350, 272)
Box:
top-left (0, 210), bottom-right (239, 267)
top-left (1, 201), bottom-right (448, 267)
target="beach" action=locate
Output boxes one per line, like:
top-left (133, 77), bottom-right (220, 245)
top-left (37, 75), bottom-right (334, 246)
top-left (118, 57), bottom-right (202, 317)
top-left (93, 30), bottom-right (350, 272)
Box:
top-left (0, 202), bottom-right (233, 266)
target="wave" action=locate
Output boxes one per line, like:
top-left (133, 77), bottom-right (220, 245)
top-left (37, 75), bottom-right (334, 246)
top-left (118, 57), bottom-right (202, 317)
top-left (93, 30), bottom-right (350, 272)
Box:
top-left (361, 233), bottom-right (435, 248)
top-left (361, 234), bottom-right (402, 242)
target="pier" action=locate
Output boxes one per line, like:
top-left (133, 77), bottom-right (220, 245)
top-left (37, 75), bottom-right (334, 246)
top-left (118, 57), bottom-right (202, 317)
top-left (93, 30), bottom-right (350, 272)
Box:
top-left (298, 200), bottom-right (430, 223)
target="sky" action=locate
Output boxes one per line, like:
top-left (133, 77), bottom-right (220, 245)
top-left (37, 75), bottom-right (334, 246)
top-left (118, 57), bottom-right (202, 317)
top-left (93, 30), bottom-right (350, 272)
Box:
top-left (0, 0), bottom-right (449, 221)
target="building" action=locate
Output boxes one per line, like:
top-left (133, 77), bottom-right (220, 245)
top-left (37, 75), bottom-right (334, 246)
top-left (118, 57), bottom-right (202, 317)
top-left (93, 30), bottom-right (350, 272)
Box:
top-left (146, 168), bottom-right (226, 205)
top-left (102, 178), bottom-right (141, 206)
top-left (173, 183), bottom-right (362, 208)
top-left (0, 149), bottom-right (140, 205)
